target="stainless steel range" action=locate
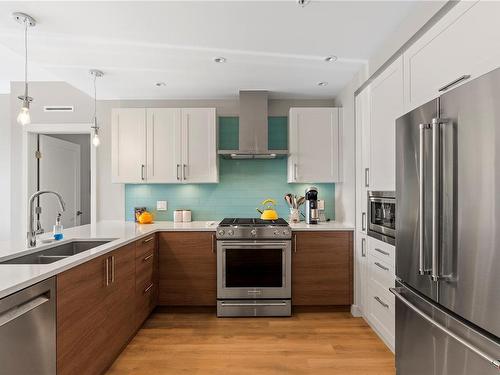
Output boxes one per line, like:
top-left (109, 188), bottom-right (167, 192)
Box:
top-left (216, 218), bottom-right (292, 317)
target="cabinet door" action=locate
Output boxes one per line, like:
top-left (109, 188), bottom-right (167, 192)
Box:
top-left (57, 255), bottom-right (109, 375)
top-left (356, 90), bottom-right (370, 234)
top-left (146, 108), bottom-right (182, 183)
top-left (404, 0), bottom-right (500, 111)
top-left (292, 231), bottom-right (352, 305)
top-left (111, 108), bottom-right (147, 183)
top-left (135, 235), bottom-right (158, 329)
top-left (181, 108), bottom-right (218, 183)
top-left (105, 243), bottom-right (136, 363)
top-left (369, 56), bottom-right (404, 191)
top-left (288, 108), bottom-right (341, 183)
top-left (158, 232), bottom-right (217, 306)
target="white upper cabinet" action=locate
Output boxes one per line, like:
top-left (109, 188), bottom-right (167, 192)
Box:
top-left (288, 107), bottom-right (342, 183)
top-left (369, 56), bottom-right (404, 191)
top-left (181, 108), bottom-right (218, 183)
top-left (111, 108), bottom-right (146, 183)
top-left (146, 108), bottom-right (182, 183)
top-left (404, 0), bottom-right (500, 111)
top-left (111, 107), bottom-right (217, 184)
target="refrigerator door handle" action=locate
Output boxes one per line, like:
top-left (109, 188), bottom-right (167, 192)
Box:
top-left (390, 287), bottom-right (500, 370)
top-left (418, 123), bottom-right (430, 275)
top-left (431, 118), bottom-right (441, 282)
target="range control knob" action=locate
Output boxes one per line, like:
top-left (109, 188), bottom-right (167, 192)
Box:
top-left (218, 229), bottom-right (225, 236)
top-left (282, 229), bottom-right (290, 236)
top-left (274, 230), bottom-right (280, 236)
top-left (227, 229), bottom-right (234, 236)
top-left (250, 229), bottom-right (257, 236)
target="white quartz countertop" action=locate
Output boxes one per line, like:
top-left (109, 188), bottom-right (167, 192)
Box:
top-left (0, 220), bottom-right (353, 299)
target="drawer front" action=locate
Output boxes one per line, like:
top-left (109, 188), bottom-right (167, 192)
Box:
top-left (135, 281), bottom-right (155, 327)
top-left (367, 281), bottom-right (395, 348)
top-left (136, 235), bottom-right (156, 259)
top-left (368, 252), bottom-right (394, 291)
top-left (136, 252), bottom-right (155, 292)
top-left (368, 236), bottom-right (394, 267)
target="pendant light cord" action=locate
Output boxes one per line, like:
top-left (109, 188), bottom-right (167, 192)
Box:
top-left (24, 18), bottom-right (28, 98)
top-left (93, 72), bottom-right (97, 125)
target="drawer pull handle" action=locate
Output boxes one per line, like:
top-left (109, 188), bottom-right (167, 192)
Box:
top-left (143, 237), bottom-right (154, 244)
top-left (374, 248), bottom-right (390, 256)
top-left (374, 296), bottom-right (389, 309)
top-left (374, 261), bottom-right (390, 271)
top-left (142, 253), bottom-right (154, 262)
top-left (143, 283), bottom-right (154, 294)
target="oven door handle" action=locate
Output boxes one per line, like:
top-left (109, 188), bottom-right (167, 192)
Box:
top-left (219, 242), bottom-right (289, 247)
top-left (220, 301), bottom-right (288, 307)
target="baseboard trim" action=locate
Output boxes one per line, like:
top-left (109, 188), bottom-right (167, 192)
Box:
top-left (350, 304), bottom-right (363, 317)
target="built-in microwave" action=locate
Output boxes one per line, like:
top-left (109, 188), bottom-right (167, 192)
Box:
top-left (367, 191), bottom-right (395, 245)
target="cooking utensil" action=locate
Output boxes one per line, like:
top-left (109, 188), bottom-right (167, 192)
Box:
top-left (297, 196), bottom-right (305, 207)
top-left (284, 194), bottom-right (293, 208)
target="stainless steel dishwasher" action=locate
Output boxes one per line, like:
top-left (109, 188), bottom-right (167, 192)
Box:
top-left (0, 277), bottom-right (56, 375)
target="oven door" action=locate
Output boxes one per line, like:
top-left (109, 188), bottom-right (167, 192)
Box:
top-left (217, 240), bottom-right (291, 300)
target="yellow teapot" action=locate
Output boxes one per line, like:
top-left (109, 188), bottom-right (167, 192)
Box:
top-left (256, 199), bottom-right (279, 220)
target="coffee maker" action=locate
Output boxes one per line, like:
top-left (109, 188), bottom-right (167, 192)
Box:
top-left (305, 186), bottom-right (319, 224)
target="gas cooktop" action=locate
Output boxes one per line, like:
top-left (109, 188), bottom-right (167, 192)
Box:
top-left (217, 218), bottom-right (291, 240)
top-left (219, 218), bottom-right (289, 227)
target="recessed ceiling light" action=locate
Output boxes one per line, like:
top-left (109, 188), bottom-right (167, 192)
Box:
top-left (324, 56), bottom-right (338, 63)
top-left (214, 57), bottom-right (227, 63)
top-left (317, 81), bottom-right (328, 87)
top-left (155, 82), bottom-right (166, 87)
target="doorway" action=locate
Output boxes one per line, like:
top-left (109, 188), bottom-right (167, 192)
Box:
top-left (22, 123), bottom-right (97, 237)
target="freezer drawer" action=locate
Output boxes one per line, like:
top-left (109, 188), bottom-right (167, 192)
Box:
top-left (392, 281), bottom-right (500, 375)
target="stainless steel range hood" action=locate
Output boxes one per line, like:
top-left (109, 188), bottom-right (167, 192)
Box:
top-left (218, 91), bottom-right (288, 159)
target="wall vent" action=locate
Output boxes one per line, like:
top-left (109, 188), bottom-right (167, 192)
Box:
top-left (43, 106), bottom-right (74, 112)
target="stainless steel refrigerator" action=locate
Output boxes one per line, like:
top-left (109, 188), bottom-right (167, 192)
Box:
top-left (394, 67), bottom-right (500, 374)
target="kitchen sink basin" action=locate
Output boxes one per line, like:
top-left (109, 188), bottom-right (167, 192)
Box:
top-left (0, 240), bottom-right (112, 265)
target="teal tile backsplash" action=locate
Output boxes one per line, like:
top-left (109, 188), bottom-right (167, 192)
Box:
top-left (124, 117), bottom-right (335, 221)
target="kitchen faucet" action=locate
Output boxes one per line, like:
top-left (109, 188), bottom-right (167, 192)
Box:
top-left (28, 190), bottom-right (66, 247)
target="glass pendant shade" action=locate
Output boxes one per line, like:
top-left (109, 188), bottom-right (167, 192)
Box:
top-left (17, 100), bottom-right (31, 125)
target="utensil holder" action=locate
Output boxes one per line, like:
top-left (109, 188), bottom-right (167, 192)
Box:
top-left (289, 208), bottom-right (300, 223)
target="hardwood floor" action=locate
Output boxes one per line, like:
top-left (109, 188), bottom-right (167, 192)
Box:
top-left (106, 308), bottom-right (395, 375)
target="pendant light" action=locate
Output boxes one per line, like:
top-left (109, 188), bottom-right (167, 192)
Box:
top-left (13, 12), bottom-right (36, 125)
top-left (89, 69), bottom-right (104, 147)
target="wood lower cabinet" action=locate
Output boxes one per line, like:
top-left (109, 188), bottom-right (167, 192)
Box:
top-left (158, 232), bottom-right (216, 306)
top-left (292, 231), bottom-right (353, 306)
top-left (57, 243), bottom-right (135, 375)
top-left (57, 239), bottom-right (150, 375)
top-left (135, 234), bottom-right (158, 329)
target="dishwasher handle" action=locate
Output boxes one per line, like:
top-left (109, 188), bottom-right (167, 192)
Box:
top-left (0, 293), bottom-right (50, 328)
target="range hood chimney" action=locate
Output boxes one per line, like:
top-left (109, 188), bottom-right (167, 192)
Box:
top-left (219, 91), bottom-right (288, 159)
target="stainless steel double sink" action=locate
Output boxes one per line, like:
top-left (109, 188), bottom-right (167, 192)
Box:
top-left (0, 240), bottom-right (113, 265)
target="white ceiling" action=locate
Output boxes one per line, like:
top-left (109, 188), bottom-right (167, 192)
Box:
top-left (0, 1), bottom-right (419, 99)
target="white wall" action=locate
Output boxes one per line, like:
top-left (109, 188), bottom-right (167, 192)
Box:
top-left (0, 94), bottom-right (11, 240)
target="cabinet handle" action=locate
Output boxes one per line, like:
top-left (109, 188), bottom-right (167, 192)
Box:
top-left (211, 234), bottom-right (215, 254)
top-left (105, 257), bottom-right (110, 286)
top-left (294, 163), bottom-right (298, 181)
top-left (364, 168), bottom-right (370, 187)
top-left (183, 164), bottom-right (187, 180)
top-left (361, 238), bottom-right (366, 257)
top-left (374, 261), bottom-right (390, 271)
top-left (111, 256), bottom-right (115, 283)
top-left (143, 237), bottom-right (154, 244)
top-left (143, 253), bottom-right (154, 262)
top-left (362, 212), bottom-right (367, 231)
top-left (374, 248), bottom-right (390, 256)
top-left (141, 164), bottom-right (145, 181)
top-left (438, 75), bottom-right (471, 92)
top-left (293, 234), bottom-right (297, 253)
top-left (143, 283), bottom-right (154, 294)
top-left (374, 296), bottom-right (389, 309)
top-left (176, 164), bottom-right (180, 181)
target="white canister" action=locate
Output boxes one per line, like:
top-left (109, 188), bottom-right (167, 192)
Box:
top-left (182, 210), bottom-right (192, 222)
top-left (173, 210), bottom-right (183, 223)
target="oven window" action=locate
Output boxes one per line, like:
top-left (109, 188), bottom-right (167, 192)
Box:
top-left (370, 201), bottom-right (396, 230)
top-left (225, 249), bottom-right (283, 288)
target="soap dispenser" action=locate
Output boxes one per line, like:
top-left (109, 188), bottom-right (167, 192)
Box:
top-left (53, 213), bottom-right (63, 240)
